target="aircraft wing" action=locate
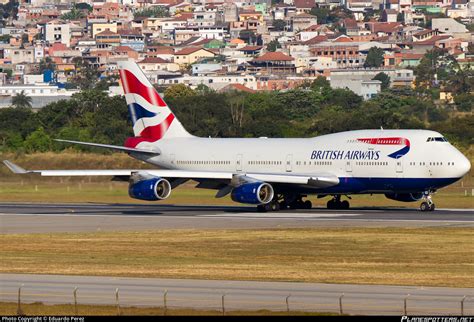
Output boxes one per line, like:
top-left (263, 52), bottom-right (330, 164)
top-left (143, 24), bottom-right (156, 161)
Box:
top-left (3, 160), bottom-right (339, 188)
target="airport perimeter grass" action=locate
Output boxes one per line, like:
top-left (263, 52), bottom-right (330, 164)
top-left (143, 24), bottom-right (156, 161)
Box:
top-left (0, 302), bottom-right (333, 316)
top-left (0, 228), bottom-right (472, 288)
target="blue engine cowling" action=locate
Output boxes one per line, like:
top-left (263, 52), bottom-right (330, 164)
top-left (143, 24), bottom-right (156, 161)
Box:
top-left (231, 182), bottom-right (274, 205)
top-left (128, 177), bottom-right (172, 201)
top-left (385, 192), bottom-right (424, 202)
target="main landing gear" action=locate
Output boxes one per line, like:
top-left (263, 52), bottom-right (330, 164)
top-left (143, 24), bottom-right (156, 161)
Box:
top-left (420, 192), bottom-right (435, 212)
top-left (326, 195), bottom-right (350, 210)
top-left (257, 194), bottom-right (312, 212)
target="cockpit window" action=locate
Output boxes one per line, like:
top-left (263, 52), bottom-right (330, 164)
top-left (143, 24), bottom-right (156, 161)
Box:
top-left (427, 137), bottom-right (448, 142)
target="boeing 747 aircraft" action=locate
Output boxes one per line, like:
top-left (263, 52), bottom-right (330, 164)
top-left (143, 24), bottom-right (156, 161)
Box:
top-left (4, 62), bottom-right (471, 212)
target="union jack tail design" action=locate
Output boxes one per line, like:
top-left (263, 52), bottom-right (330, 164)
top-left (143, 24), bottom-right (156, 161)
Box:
top-left (357, 137), bottom-right (411, 159)
top-left (117, 61), bottom-right (192, 148)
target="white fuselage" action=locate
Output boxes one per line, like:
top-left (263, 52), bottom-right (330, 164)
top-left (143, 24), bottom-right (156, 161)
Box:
top-left (134, 129), bottom-right (471, 194)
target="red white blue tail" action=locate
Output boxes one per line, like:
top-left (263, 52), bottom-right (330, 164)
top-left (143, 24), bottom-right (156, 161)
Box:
top-left (117, 61), bottom-right (192, 148)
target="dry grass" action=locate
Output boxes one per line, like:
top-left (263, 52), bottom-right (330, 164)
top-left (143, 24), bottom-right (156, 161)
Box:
top-left (0, 302), bottom-right (331, 316)
top-left (0, 228), bottom-right (472, 287)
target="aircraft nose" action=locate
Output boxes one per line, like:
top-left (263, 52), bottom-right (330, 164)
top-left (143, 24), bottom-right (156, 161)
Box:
top-left (457, 154), bottom-right (471, 177)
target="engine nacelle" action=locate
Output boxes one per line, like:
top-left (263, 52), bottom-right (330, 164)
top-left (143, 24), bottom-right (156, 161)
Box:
top-left (129, 177), bottom-right (171, 201)
top-left (385, 192), bottom-right (424, 202)
top-left (231, 182), bottom-right (274, 205)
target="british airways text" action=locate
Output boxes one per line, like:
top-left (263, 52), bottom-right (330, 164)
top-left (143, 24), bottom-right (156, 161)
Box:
top-left (311, 150), bottom-right (381, 160)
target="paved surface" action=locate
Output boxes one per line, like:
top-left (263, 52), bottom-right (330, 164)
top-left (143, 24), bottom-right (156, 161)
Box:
top-left (0, 274), bottom-right (472, 315)
top-left (0, 203), bottom-right (473, 233)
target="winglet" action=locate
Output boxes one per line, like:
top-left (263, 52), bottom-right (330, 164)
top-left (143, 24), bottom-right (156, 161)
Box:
top-left (3, 160), bottom-right (28, 174)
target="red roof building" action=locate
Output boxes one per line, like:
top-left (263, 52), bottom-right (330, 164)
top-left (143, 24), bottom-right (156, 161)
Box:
top-left (219, 83), bottom-right (256, 93)
top-left (249, 52), bottom-right (296, 75)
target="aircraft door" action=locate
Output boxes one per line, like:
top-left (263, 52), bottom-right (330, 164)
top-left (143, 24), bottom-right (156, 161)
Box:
top-left (345, 160), bottom-right (352, 173)
top-left (236, 154), bottom-right (243, 172)
top-left (170, 154), bottom-right (176, 168)
top-left (396, 158), bottom-right (403, 177)
top-left (286, 154), bottom-right (292, 172)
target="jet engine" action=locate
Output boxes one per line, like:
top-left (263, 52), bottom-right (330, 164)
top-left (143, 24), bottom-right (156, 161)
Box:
top-left (231, 182), bottom-right (274, 205)
top-left (128, 177), bottom-right (172, 201)
top-left (385, 192), bottom-right (424, 202)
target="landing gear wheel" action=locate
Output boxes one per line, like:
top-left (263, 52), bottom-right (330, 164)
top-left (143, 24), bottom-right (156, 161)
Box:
top-left (258, 201), bottom-right (280, 212)
top-left (268, 201), bottom-right (280, 212)
top-left (420, 202), bottom-right (430, 212)
top-left (327, 199), bottom-right (335, 209)
top-left (304, 200), bottom-right (312, 209)
top-left (327, 196), bottom-right (350, 209)
top-left (279, 202), bottom-right (288, 210)
top-left (341, 200), bottom-right (350, 209)
top-left (420, 191), bottom-right (436, 212)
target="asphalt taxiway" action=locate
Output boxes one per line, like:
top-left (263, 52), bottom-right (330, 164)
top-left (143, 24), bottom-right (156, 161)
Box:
top-left (0, 202), bottom-right (473, 233)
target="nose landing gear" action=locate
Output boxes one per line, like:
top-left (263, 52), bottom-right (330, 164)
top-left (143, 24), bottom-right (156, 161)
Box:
top-left (420, 192), bottom-right (435, 212)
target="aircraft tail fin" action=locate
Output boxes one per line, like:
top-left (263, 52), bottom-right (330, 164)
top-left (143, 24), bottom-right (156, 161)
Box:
top-left (117, 61), bottom-right (193, 148)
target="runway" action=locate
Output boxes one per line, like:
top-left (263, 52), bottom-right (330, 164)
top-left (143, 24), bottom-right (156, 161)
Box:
top-left (0, 202), bottom-right (473, 233)
top-left (0, 274), bottom-right (472, 315)
top-left (1, 205), bottom-right (473, 315)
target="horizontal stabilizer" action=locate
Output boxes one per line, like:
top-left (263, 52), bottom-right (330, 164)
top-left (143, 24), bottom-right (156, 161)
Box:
top-left (3, 160), bottom-right (27, 174)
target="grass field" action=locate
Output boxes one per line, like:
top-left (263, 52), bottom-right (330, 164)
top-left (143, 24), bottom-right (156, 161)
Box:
top-left (1, 228), bottom-right (472, 288)
top-left (0, 302), bottom-right (332, 316)
top-left (0, 152), bottom-right (473, 208)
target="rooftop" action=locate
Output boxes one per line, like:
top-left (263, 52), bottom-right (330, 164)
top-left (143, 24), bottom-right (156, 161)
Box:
top-left (139, 57), bottom-right (170, 64)
top-left (253, 51), bottom-right (294, 62)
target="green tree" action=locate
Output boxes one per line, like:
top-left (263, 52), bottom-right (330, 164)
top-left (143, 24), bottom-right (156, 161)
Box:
top-left (309, 7), bottom-right (330, 24)
top-left (60, 8), bottom-right (85, 20)
top-left (363, 9), bottom-right (380, 22)
top-left (372, 72), bottom-right (390, 91)
top-left (134, 6), bottom-right (169, 18)
top-left (414, 48), bottom-right (457, 90)
top-left (3, 132), bottom-right (23, 150)
top-left (0, 106), bottom-right (37, 140)
top-left (239, 30), bottom-right (256, 44)
top-left (21, 33), bottom-right (28, 45)
top-left (11, 90), bottom-right (32, 108)
top-left (266, 39), bottom-right (281, 52)
top-left (447, 65), bottom-right (474, 95)
top-left (397, 12), bottom-right (404, 22)
top-left (195, 84), bottom-right (213, 95)
top-left (164, 84), bottom-right (196, 99)
top-left (324, 7), bottom-right (352, 23)
top-left (0, 34), bottom-right (10, 42)
top-left (272, 19), bottom-right (287, 31)
top-left (325, 88), bottom-right (363, 109)
top-left (454, 93), bottom-right (473, 112)
top-left (71, 57), bottom-right (100, 90)
top-left (39, 57), bottom-right (56, 73)
top-left (364, 47), bottom-right (384, 68)
top-left (310, 76), bottom-right (330, 92)
top-left (74, 2), bottom-right (92, 11)
top-left (24, 127), bottom-right (52, 152)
